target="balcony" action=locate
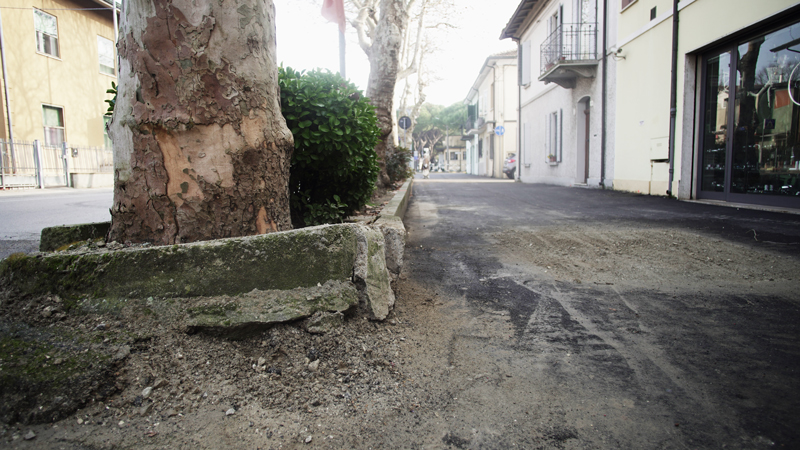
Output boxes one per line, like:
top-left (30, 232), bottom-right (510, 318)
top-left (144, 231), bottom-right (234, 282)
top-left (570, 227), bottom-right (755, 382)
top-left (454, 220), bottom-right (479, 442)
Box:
top-left (539, 22), bottom-right (599, 89)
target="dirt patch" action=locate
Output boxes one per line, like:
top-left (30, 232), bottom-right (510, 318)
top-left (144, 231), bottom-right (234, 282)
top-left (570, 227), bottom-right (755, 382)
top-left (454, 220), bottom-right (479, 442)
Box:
top-left (492, 224), bottom-right (799, 291)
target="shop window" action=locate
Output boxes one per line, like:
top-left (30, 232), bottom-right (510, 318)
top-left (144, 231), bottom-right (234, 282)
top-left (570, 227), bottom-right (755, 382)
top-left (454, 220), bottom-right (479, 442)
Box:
top-left (98, 36), bottom-right (115, 75)
top-left (43, 105), bottom-right (65, 146)
top-left (34, 9), bottom-right (59, 58)
top-left (699, 19), bottom-right (800, 206)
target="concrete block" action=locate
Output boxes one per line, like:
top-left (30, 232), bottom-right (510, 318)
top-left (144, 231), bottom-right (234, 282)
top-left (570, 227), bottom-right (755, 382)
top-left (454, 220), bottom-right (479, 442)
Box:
top-left (353, 225), bottom-right (395, 320)
top-left (3, 224), bottom-right (358, 302)
top-left (40, 222), bottom-right (111, 252)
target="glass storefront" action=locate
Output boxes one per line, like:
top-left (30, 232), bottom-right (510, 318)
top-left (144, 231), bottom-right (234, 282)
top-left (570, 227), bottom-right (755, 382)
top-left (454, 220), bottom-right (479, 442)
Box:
top-left (699, 20), bottom-right (800, 207)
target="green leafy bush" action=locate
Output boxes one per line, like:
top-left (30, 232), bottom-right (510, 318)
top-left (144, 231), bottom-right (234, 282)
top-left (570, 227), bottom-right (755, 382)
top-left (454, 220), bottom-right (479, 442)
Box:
top-left (279, 67), bottom-right (380, 227)
top-left (385, 145), bottom-right (413, 185)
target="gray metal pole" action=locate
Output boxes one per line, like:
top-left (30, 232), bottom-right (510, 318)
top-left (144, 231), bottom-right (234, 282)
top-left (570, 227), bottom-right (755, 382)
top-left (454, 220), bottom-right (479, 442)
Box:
top-left (34, 140), bottom-right (44, 189)
top-left (339, 30), bottom-right (346, 79)
top-left (62, 141), bottom-right (71, 187)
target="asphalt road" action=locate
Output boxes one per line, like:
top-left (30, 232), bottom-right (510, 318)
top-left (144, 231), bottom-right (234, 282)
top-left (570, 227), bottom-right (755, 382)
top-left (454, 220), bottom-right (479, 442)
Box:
top-left (397, 173), bottom-right (800, 449)
top-left (0, 188), bottom-right (112, 258)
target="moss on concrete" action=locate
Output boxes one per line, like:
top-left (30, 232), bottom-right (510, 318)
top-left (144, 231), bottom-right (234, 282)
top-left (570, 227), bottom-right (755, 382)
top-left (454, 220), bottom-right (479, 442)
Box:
top-left (40, 222), bottom-right (111, 252)
top-left (1, 224), bottom-right (359, 302)
top-left (0, 321), bottom-right (122, 424)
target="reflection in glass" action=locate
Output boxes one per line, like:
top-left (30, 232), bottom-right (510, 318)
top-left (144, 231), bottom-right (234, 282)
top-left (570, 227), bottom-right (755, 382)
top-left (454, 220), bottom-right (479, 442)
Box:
top-left (732, 22), bottom-right (800, 196)
top-left (701, 52), bottom-right (729, 192)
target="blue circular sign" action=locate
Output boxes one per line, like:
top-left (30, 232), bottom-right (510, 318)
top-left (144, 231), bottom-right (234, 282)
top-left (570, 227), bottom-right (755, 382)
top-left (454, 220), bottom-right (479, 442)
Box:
top-left (494, 126), bottom-right (505, 136)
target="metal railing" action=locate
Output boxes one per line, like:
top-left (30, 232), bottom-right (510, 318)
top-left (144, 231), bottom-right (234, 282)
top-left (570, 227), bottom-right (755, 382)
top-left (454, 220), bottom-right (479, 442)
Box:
top-left (69, 145), bottom-right (113, 174)
top-left (540, 22), bottom-right (598, 75)
top-left (0, 139), bottom-right (112, 189)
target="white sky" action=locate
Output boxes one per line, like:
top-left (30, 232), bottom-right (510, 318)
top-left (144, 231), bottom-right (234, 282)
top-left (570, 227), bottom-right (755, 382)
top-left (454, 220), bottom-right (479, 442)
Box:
top-left (273, 0), bottom-right (521, 106)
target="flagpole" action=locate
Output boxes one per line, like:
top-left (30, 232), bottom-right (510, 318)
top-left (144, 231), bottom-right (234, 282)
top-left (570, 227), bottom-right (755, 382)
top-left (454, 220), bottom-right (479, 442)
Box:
top-left (339, 29), bottom-right (346, 79)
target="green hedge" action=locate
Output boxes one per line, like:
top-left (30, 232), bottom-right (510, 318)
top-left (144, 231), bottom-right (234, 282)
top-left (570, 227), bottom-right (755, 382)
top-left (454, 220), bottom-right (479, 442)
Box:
top-left (279, 67), bottom-right (380, 227)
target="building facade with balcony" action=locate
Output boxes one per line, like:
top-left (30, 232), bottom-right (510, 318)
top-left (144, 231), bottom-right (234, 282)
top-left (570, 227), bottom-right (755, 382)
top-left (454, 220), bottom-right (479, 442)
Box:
top-left (463, 50), bottom-right (518, 178)
top-left (502, 0), bottom-right (617, 187)
top-left (614, 0), bottom-right (800, 209)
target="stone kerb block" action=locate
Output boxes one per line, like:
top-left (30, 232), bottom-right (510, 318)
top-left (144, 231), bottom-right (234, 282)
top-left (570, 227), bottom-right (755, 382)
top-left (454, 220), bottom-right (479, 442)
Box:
top-left (2, 224), bottom-right (359, 301)
top-left (352, 224), bottom-right (395, 320)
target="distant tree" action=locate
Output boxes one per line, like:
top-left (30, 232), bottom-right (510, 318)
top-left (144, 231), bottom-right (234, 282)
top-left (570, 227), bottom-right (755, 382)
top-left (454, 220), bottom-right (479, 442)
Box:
top-left (411, 102), bottom-right (466, 156)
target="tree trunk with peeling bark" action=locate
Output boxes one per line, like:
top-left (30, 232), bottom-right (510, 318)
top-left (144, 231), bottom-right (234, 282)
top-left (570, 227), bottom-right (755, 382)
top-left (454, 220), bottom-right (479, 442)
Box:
top-left (108, 0), bottom-right (293, 245)
top-left (365, 0), bottom-right (407, 188)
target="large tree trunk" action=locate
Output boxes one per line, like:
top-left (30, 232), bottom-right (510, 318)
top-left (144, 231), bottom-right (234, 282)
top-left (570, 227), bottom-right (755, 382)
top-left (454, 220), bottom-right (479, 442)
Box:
top-left (108, 0), bottom-right (293, 245)
top-left (365, 0), bottom-right (407, 188)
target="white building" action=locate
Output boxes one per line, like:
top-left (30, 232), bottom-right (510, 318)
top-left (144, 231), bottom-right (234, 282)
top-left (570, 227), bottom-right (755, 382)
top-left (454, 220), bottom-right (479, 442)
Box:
top-left (501, 0), bottom-right (616, 187)
top-left (613, 0), bottom-right (800, 209)
top-left (463, 51), bottom-right (519, 178)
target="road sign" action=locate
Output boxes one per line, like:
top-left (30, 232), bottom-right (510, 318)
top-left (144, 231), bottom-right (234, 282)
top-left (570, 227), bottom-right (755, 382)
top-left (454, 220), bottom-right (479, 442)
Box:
top-left (399, 116), bottom-right (412, 130)
top-left (494, 126), bottom-right (505, 136)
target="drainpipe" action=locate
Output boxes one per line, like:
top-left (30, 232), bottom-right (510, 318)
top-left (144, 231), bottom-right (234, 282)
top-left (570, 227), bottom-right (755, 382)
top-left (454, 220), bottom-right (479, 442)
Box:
top-left (666, 0), bottom-right (679, 197)
top-left (517, 41), bottom-right (522, 181)
top-left (600, 0), bottom-right (607, 187)
top-left (0, 7), bottom-right (16, 183)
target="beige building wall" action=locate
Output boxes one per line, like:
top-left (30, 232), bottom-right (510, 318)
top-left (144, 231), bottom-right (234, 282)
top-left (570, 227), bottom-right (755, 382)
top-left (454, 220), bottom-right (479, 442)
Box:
top-left (464, 52), bottom-right (518, 178)
top-left (613, 0), bottom-right (798, 197)
top-left (0, 0), bottom-right (116, 147)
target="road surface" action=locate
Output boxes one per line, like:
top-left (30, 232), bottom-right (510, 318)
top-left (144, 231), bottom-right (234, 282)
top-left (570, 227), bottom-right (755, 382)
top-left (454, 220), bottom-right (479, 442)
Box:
top-left (0, 188), bottom-right (112, 258)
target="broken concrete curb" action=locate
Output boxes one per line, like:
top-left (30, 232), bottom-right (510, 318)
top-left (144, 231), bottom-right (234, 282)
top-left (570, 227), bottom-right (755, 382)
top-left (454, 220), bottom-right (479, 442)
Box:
top-left (39, 222), bottom-right (111, 252)
top-left (353, 225), bottom-right (395, 320)
top-left (2, 224), bottom-right (359, 301)
top-left (185, 280), bottom-right (359, 338)
top-left (2, 179), bottom-right (412, 329)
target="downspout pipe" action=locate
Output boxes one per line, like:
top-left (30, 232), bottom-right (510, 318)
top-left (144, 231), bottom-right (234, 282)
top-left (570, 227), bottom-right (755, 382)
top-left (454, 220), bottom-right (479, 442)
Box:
top-left (517, 40), bottom-right (522, 181)
top-left (600, 0), bottom-right (607, 187)
top-left (0, 7), bottom-right (15, 184)
top-left (0, 8), bottom-right (14, 145)
top-left (666, 0), bottom-right (679, 197)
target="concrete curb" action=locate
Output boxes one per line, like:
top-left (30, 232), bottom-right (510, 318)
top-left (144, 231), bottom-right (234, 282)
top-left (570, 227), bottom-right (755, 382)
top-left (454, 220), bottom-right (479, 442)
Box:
top-left (2, 178), bottom-right (413, 330)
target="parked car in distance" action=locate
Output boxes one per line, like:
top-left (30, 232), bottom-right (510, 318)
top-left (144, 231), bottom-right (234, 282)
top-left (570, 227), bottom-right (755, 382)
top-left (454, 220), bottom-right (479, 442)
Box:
top-left (503, 153), bottom-right (516, 179)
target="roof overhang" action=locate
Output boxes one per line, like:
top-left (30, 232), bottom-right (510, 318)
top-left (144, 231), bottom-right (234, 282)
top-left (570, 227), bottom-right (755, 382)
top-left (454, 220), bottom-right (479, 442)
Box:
top-left (500, 0), bottom-right (544, 41)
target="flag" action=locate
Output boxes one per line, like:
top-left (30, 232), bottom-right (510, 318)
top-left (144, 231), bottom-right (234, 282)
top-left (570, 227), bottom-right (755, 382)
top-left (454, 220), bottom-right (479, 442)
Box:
top-left (321, 0), bottom-right (346, 34)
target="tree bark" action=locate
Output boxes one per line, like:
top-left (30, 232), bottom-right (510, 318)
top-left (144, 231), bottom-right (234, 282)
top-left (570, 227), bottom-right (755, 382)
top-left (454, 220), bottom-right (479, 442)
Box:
top-left (108, 0), bottom-right (293, 245)
top-left (365, 0), bottom-right (407, 188)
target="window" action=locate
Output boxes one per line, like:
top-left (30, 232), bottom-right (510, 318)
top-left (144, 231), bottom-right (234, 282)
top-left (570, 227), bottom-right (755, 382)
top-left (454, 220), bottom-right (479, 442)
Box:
top-left (650, 7), bottom-right (657, 21)
top-left (545, 109), bottom-right (562, 162)
top-left (450, 152), bottom-right (459, 161)
top-left (621, 0), bottom-right (636, 11)
top-left (34, 9), bottom-right (59, 58)
top-left (43, 105), bottom-right (65, 146)
top-left (698, 19), bottom-right (800, 208)
top-left (98, 36), bottom-right (115, 75)
top-left (519, 40), bottom-right (531, 86)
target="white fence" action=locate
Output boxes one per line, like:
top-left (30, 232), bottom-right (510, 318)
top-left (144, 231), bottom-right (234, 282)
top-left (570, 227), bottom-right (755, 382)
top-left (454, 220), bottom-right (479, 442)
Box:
top-left (0, 139), bottom-right (112, 189)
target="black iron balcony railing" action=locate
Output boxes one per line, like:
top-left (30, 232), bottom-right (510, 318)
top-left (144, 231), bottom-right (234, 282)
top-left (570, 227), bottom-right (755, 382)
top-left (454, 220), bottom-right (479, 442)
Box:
top-left (540, 22), bottom-right (598, 75)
